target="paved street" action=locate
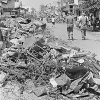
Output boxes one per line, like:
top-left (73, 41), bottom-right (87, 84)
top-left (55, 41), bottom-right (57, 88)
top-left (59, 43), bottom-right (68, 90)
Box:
top-left (47, 23), bottom-right (100, 60)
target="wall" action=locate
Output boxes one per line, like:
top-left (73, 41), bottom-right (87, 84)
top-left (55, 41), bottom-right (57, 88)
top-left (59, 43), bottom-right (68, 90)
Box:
top-left (3, 12), bottom-right (10, 15)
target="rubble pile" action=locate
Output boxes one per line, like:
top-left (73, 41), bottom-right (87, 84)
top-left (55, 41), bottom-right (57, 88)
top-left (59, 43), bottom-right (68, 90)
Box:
top-left (0, 17), bottom-right (100, 100)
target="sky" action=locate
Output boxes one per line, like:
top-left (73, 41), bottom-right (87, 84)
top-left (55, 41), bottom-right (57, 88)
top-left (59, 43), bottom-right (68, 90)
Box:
top-left (21, 0), bottom-right (58, 11)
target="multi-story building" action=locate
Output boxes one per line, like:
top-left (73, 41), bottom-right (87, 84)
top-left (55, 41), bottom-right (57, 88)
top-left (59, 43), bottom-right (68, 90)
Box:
top-left (0, 0), bottom-right (22, 16)
top-left (68, 0), bottom-right (78, 14)
top-left (59, 0), bottom-right (78, 15)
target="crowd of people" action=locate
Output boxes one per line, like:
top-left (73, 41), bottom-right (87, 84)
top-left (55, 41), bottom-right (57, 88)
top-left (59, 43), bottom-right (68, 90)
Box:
top-left (88, 15), bottom-right (100, 31)
top-left (66, 12), bottom-right (100, 40)
top-left (47, 11), bottom-right (100, 41)
top-left (49, 12), bottom-right (88, 40)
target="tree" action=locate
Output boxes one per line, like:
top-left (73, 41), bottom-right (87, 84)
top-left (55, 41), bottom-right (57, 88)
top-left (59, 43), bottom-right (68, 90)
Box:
top-left (40, 4), bottom-right (46, 12)
top-left (31, 7), bottom-right (35, 15)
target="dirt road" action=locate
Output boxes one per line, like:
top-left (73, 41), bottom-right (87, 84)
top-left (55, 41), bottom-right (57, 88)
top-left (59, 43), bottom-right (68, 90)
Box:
top-left (47, 23), bottom-right (100, 61)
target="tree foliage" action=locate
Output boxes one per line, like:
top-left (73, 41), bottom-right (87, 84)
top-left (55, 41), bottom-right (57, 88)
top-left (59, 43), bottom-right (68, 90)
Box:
top-left (40, 4), bottom-right (46, 12)
top-left (31, 7), bottom-right (35, 15)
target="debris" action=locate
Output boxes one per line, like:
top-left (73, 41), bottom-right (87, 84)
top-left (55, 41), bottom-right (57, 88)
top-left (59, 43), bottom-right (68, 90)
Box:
top-left (50, 78), bottom-right (57, 88)
top-left (33, 86), bottom-right (47, 97)
top-left (0, 71), bottom-right (6, 83)
top-left (0, 16), bottom-right (100, 100)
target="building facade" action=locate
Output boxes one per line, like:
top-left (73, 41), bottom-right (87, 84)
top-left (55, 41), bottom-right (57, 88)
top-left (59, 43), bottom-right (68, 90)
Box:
top-left (59, 0), bottom-right (78, 15)
top-left (0, 0), bottom-right (22, 16)
top-left (68, 0), bottom-right (78, 14)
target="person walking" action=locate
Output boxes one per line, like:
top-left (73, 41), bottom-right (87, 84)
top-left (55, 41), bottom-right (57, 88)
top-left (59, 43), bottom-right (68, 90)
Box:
top-left (79, 13), bottom-right (88, 40)
top-left (92, 16), bottom-right (96, 31)
top-left (51, 16), bottom-right (55, 27)
top-left (66, 12), bottom-right (74, 40)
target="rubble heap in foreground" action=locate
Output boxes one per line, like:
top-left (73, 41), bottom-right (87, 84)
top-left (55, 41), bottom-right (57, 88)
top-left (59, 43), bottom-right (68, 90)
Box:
top-left (0, 17), bottom-right (100, 100)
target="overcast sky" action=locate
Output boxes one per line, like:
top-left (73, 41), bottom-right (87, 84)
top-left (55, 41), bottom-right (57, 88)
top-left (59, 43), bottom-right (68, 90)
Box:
top-left (21, 0), bottom-right (58, 11)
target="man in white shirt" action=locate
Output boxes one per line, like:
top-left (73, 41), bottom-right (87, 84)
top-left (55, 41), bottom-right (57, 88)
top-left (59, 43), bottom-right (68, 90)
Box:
top-left (79, 13), bottom-right (88, 40)
top-left (66, 12), bottom-right (74, 40)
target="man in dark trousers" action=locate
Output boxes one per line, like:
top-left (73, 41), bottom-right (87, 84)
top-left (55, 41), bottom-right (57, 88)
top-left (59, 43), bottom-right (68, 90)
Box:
top-left (66, 12), bottom-right (74, 40)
